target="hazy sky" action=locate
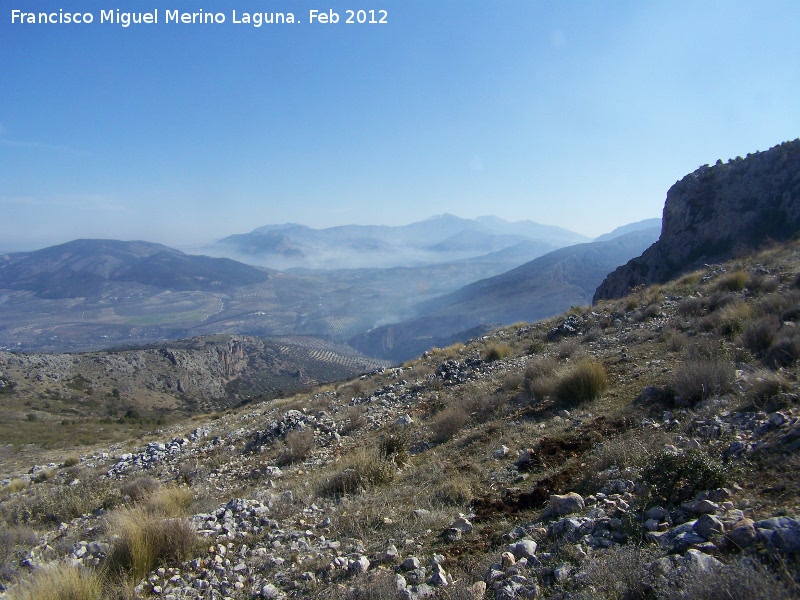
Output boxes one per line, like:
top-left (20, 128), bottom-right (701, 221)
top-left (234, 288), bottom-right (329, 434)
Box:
top-left (3, 0), bottom-right (799, 250)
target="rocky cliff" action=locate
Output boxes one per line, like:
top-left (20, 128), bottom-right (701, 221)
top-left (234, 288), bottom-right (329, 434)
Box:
top-left (594, 139), bottom-right (800, 301)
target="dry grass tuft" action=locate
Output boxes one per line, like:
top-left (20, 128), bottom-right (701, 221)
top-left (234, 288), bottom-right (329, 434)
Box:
top-left (715, 269), bottom-right (749, 292)
top-left (552, 359), bottom-right (608, 407)
top-left (8, 562), bottom-right (104, 600)
top-left (484, 343), bottom-right (512, 362)
top-left (280, 428), bottom-right (316, 464)
top-left (316, 447), bottom-right (396, 498)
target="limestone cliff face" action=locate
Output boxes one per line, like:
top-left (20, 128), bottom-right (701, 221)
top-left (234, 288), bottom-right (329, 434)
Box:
top-left (594, 140), bottom-right (800, 301)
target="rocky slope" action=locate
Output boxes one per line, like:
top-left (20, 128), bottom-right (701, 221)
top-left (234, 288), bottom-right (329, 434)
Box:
top-left (2, 240), bottom-right (800, 599)
top-left (594, 139), bottom-right (800, 301)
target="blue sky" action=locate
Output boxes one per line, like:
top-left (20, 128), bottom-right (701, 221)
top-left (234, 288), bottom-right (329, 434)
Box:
top-left (2, 0), bottom-right (799, 250)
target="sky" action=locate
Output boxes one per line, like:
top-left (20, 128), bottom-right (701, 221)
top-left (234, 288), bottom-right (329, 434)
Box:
top-left (2, 0), bottom-right (800, 251)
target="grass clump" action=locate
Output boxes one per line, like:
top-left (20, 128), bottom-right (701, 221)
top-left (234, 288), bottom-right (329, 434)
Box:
top-left (715, 269), bottom-right (748, 292)
top-left (657, 556), bottom-right (795, 600)
top-left (62, 455), bottom-right (80, 468)
top-left (551, 359), bottom-right (608, 407)
top-left (4, 479), bottom-right (27, 494)
top-left (523, 356), bottom-right (559, 401)
top-left (765, 329), bottom-right (800, 368)
top-left (317, 447), bottom-right (395, 498)
top-left (484, 343), bottom-right (512, 362)
top-left (741, 316), bottom-right (780, 357)
top-left (8, 562), bottom-right (104, 600)
top-left (105, 508), bottom-right (199, 585)
top-left (104, 486), bottom-right (198, 587)
top-left (672, 341), bottom-right (735, 404)
top-left (430, 405), bottom-right (469, 444)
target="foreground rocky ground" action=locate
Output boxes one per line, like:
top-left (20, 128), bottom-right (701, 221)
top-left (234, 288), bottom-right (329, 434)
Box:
top-left (2, 242), bottom-right (800, 598)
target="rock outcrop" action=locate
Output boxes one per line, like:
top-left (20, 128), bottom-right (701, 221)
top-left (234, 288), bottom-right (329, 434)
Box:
top-left (594, 139), bottom-right (800, 301)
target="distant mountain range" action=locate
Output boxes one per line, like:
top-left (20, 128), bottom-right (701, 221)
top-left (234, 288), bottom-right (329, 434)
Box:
top-left (350, 225), bottom-right (661, 361)
top-left (0, 216), bottom-right (659, 356)
top-left (0, 239), bottom-right (269, 299)
top-left (206, 214), bottom-right (591, 270)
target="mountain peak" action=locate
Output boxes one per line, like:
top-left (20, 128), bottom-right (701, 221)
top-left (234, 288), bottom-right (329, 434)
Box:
top-left (594, 139), bottom-right (800, 301)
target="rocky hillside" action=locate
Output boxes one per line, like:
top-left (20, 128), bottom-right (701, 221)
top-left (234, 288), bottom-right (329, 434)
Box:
top-left (594, 139), bottom-right (800, 301)
top-left (2, 240), bottom-right (800, 599)
top-left (0, 335), bottom-right (389, 454)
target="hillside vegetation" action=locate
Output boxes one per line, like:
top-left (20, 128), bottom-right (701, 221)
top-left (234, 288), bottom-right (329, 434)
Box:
top-left (2, 240), bottom-right (800, 598)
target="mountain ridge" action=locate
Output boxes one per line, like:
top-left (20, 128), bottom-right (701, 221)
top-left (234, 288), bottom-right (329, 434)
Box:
top-left (594, 139), bottom-right (800, 301)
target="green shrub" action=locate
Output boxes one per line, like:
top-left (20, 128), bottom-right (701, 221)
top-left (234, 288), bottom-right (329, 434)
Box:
top-left (552, 360), bottom-right (608, 407)
top-left (642, 449), bottom-right (728, 506)
top-left (8, 562), bottom-right (103, 600)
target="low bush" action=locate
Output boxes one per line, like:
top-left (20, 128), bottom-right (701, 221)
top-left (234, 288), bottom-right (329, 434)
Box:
top-left (657, 556), bottom-right (794, 600)
top-left (741, 316), bottom-right (780, 356)
top-left (339, 405), bottom-right (367, 435)
top-left (3, 479), bottom-right (27, 494)
top-left (523, 356), bottom-right (559, 401)
top-left (748, 369), bottom-right (791, 408)
top-left (430, 405), bottom-right (469, 444)
top-left (379, 427), bottom-right (410, 466)
top-left (584, 544), bottom-right (657, 600)
top-left (280, 428), bottom-right (316, 464)
top-left (121, 476), bottom-right (160, 502)
top-left (765, 330), bottom-right (800, 368)
top-left (642, 449), bottom-right (728, 506)
top-left (716, 299), bottom-right (752, 335)
top-left (677, 296), bottom-right (705, 317)
top-left (672, 359), bottom-right (735, 403)
top-left (62, 455), bottom-right (80, 468)
top-left (144, 486), bottom-right (193, 518)
top-left (552, 360), bottom-right (608, 407)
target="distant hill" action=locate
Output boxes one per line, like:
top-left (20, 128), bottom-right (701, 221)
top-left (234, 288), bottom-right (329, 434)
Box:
top-left (0, 236), bottom-right (566, 353)
top-left (594, 218), bottom-right (661, 242)
top-left (0, 239), bottom-right (270, 299)
top-left (350, 227), bottom-right (660, 362)
top-left (209, 214), bottom-right (590, 270)
top-left (595, 139), bottom-right (800, 301)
